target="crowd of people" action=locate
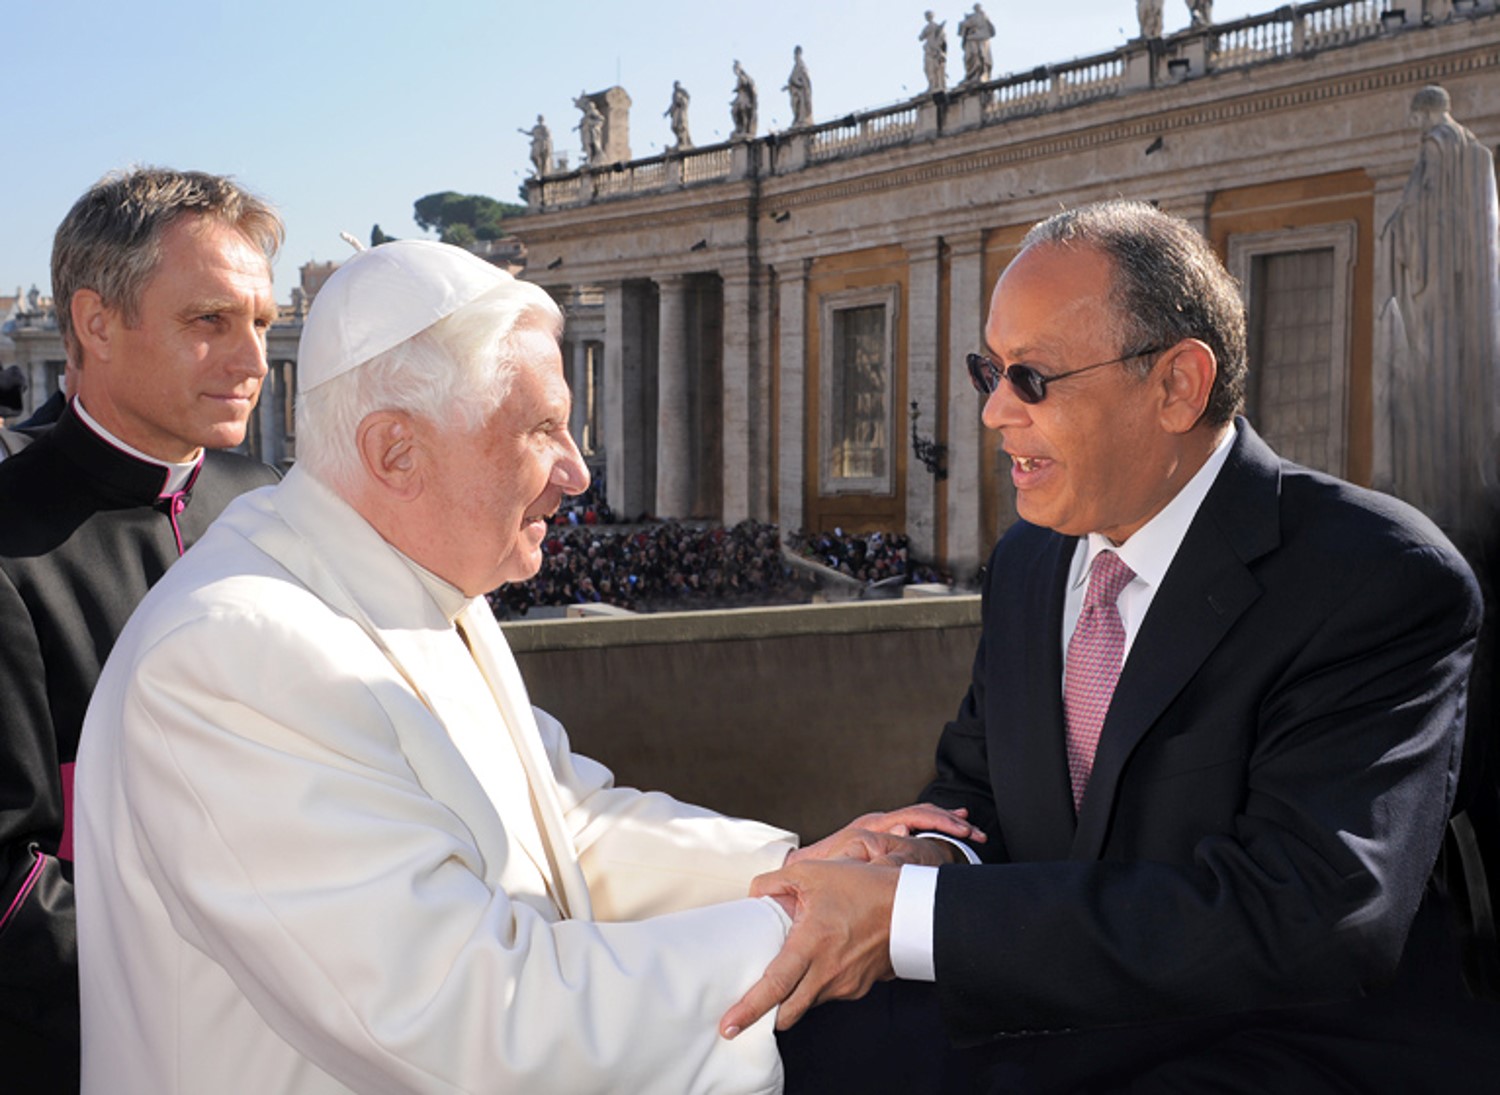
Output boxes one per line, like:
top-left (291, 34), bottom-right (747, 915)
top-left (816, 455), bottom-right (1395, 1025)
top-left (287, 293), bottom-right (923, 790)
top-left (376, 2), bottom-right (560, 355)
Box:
top-left (491, 519), bottom-right (814, 616)
top-left (489, 494), bottom-right (951, 617)
top-left (785, 527), bottom-right (947, 588)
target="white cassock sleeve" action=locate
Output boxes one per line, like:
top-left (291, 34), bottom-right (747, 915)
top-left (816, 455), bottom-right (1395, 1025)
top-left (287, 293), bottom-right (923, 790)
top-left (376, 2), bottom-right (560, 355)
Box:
top-left (536, 707), bottom-right (797, 921)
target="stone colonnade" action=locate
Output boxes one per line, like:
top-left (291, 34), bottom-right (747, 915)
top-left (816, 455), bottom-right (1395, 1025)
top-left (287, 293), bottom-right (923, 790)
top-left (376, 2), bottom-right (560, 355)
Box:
top-left (539, 228), bottom-right (994, 577)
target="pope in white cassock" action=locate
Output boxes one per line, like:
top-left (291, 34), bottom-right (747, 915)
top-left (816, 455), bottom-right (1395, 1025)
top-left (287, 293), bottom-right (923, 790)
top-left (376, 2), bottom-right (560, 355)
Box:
top-left (74, 240), bottom-right (973, 1094)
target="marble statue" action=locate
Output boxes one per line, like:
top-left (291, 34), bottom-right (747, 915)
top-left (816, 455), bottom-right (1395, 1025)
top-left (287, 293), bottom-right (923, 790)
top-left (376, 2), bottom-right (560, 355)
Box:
top-left (1186, 0), bottom-right (1213, 27)
top-left (574, 94), bottom-right (605, 166)
top-left (1137, 0), bottom-right (1164, 38)
top-left (1383, 84), bottom-right (1500, 543)
top-left (665, 81), bottom-right (693, 151)
top-left (784, 46), bottom-right (814, 128)
top-left (958, 4), bottom-right (996, 85)
top-left (920, 11), bottom-right (947, 94)
top-left (517, 115), bottom-right (552, 177)
top-left (731, 60), bottom-right (758, 139)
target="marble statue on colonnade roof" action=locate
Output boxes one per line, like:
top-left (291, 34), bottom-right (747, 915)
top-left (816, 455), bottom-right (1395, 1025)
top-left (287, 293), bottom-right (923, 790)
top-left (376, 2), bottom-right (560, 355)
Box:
top-left (574, 94), bottom-right (605, 165)
top-left (731, 60), bottom-right (758, 139)
top-left (1186, 0), bottom-right (1213, 27)
top-left (784, 46), bottom-right (813, 128)
top-left (920, 10), bottom-right (947, 94)
top-left (665, 81), bottom-right (693, 151)
top-left (518, 115), bottom-right (552, 177)
top-left (1382, 83), bottom-right (1500, 549)
top-left (1137, 0), bottom-right (1164, 39)
top-left (957, 4), bottom-right (996, 86)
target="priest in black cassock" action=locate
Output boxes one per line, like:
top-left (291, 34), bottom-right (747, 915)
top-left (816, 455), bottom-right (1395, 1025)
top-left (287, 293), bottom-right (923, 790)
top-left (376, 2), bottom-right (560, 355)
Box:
top-left (0, 167), bottom-right (284, 1092)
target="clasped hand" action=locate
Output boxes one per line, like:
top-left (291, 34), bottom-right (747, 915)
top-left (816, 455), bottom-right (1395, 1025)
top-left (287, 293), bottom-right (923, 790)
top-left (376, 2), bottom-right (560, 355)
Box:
top-left (721, 804), bottom-right (982, 1039)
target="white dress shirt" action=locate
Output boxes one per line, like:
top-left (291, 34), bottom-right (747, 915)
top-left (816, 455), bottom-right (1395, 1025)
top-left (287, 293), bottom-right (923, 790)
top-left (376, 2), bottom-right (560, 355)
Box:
top-left (890, 423), bottom-right (1237, 981)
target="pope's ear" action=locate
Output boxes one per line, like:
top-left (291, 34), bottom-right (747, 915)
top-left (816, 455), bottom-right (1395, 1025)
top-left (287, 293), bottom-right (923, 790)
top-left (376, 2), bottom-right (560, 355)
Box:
top-left (1157, 339), bottom-right (1217, 434)
top-left (356, 410), bottom-right (423, 499)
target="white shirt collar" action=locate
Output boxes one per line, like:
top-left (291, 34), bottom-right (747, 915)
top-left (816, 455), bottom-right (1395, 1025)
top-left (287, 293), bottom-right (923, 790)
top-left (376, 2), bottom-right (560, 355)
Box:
top-left (1072, 421), bottom-right (1238, 594)
top-left (74, 397), bottom-right (201, 496)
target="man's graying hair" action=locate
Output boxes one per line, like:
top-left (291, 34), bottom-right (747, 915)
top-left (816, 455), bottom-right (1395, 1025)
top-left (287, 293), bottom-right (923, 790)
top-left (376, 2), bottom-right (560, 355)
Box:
top-left (1022, 200), bottom-right (1247, 427)
top-left (51, 166), bottom-right (284, 364)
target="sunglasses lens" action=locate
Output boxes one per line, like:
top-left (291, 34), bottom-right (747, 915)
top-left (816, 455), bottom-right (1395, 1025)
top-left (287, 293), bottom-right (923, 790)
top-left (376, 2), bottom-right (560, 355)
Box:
top-left (967, 354), bottom-right (997, 395)
top-left (1009, 364), bottom-right (1045, 404)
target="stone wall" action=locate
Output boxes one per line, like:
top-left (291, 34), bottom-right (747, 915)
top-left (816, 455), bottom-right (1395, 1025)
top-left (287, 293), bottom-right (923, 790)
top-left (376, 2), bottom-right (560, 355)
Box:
top-left (505, 596), bottom-right (982, 840)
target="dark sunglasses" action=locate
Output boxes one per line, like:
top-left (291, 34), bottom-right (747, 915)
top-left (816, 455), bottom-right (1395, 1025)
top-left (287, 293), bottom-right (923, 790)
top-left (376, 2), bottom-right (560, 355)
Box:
top-left (966, 345), bottom-right (1166, 404)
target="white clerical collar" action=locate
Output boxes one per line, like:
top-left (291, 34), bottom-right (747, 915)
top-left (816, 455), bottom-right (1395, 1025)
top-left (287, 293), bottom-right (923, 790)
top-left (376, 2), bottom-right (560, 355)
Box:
top-left (397, 549), bottom-right (475, 625)
top-left (74, 397), bottom-right (201, 496)
top-left (1073, 421), bottom-right (1238, 594)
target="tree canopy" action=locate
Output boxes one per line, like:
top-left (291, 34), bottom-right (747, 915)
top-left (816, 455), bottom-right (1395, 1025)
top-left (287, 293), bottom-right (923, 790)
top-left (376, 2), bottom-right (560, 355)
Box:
top-left (412, 191), bottom-right (525, 243)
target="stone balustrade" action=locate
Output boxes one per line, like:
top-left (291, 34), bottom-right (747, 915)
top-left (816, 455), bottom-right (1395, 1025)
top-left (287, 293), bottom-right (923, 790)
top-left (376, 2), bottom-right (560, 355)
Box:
top-left (524, 0), bottom-right (1494, 211)
top-left (808, 101), bottom-right (920, 163)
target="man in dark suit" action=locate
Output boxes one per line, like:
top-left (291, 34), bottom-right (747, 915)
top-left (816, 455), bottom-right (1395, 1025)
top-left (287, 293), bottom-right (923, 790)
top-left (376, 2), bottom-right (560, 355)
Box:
top-left (725, 200), bottom-right (1498, 1089)
top-left (0, 167), bottom-right (283, 1091)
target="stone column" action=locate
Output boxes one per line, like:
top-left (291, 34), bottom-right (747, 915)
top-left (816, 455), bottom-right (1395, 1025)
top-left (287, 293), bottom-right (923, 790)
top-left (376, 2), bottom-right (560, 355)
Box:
top-left (904, 238), bottom-right (942, 562)
top-left (601, 284), bottom-right (627, 515)
top-left (776, 259), bottom-right (810, 535)
top-left (569, 338), bottom-right (589, 449)
top-left (721, 266), bottom-right (756, 525)
top-left (601, 282), bottom-right (653, 517)
top-left (258, 361), bottom-right (286, 466)
top-left (749, 267), bottom-right (775, 522)
top-left (945, 231), bottom-right (987, 581)
top-left (655, 275), bottom-right (692, 518)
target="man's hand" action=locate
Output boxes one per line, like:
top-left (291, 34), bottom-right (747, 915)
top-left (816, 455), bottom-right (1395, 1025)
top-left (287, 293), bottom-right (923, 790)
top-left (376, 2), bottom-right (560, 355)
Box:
top-left (787, 803), bottom-right (984, 866)
top-left (721, 860), bottom-right (900, 1038)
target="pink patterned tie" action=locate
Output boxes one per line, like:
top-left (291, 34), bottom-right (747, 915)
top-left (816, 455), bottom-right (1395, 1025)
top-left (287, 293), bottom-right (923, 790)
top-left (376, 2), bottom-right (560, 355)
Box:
top-left (1064, 550), bottom-right (1136, 811)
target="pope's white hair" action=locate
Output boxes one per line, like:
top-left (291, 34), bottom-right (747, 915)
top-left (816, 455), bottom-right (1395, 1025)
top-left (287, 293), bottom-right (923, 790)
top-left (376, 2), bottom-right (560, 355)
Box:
top-left (296, 280), bottom-right (562, 492)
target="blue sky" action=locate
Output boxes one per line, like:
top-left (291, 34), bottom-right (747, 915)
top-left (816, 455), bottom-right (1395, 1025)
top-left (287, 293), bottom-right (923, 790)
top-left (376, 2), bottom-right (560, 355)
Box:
top-left (2, 0), bottom-right (1266, 297)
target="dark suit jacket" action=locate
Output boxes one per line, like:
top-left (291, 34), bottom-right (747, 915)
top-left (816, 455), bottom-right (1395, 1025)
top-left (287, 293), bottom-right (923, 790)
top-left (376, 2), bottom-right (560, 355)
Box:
top-left (0, 405), bottom-right (277, 1091)
top-left (924, 422), bottom-right (1498, 1090)
top-left (16, 390), bottom-right (65, 431)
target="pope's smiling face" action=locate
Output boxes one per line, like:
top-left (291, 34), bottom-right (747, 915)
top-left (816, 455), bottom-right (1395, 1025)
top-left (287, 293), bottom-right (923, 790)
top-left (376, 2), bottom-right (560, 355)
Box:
top-left (417, 325), bottom-right (590, 596)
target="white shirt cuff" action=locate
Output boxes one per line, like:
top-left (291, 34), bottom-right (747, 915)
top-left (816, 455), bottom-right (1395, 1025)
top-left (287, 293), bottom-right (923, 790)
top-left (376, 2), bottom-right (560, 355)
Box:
top-left (917, 832), bottom-right (981, 864)
top-left (890, 865), bottom-right (939, 981)
top-left (888, 837), bottom-right (978, 981)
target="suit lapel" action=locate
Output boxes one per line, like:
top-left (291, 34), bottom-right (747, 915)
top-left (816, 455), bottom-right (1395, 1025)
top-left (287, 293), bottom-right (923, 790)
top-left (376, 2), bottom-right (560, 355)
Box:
top-left (997, 532), bottom-right (1080, 861)
top-left (1072, 423), bottom-right (1283, 858)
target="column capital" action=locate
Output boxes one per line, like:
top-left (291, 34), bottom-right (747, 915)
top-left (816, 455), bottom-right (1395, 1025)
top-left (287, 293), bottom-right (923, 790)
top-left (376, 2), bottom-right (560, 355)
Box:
top-left (945, 229), bottom-right (986, 259)
top-left (903, 237), bottom-right (942, 266)
top-left (772, 256), bottom-right (811, 283)
top-left (719, 264), bottom-right (757, 290)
